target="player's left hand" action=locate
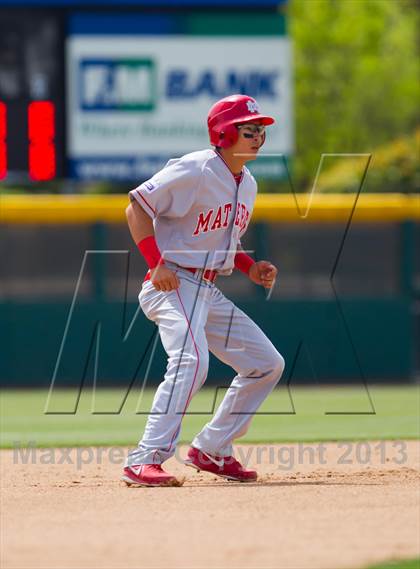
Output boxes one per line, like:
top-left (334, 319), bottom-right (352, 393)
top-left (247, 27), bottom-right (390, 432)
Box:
top-left (248, 261), bottom-right (277, 289)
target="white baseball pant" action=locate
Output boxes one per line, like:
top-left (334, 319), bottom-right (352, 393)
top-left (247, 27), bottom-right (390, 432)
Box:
top-left (126, 267), bottom-right (285, 466)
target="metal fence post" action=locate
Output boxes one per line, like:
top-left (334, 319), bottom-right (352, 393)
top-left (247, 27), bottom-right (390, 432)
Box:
top-left (91, 222), bottom-right (106, 302)
top-left (400, 220), bottom-right (418, 381)
top-left (253, 221), bottom-right (270, 298)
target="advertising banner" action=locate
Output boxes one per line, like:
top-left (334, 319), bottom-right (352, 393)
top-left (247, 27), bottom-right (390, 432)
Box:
top-left (67, 15), bottom-right (292, 181)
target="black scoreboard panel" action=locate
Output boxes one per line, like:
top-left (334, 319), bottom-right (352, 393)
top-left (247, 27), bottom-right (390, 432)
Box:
top-left (0, 9), bottom-right (65, 181)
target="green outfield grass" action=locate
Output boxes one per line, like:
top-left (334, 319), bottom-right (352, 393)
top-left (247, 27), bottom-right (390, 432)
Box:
top-left (0, 385), bottom-right (419, 448)
top-left (364, 559), bottom-right (420, 569)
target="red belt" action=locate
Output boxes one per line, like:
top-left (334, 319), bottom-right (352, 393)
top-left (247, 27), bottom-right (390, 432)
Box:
top-left (184, 267), bottom-right (218, 283)
top-left (144, 266), bottom-right (218, 284)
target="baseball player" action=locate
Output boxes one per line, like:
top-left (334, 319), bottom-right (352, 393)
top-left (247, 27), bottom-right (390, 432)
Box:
top-left (122, 94), bottom-right (285, 487)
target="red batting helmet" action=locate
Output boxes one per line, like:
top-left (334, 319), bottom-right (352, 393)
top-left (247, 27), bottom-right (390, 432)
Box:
top-left (207, 94), bottom-right (275, 148)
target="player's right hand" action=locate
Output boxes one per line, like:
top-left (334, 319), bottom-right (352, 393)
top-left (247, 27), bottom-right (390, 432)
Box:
top-left (150, 265), bottom-right (180, 292)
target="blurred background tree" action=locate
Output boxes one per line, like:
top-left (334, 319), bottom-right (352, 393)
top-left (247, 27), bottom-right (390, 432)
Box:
top-left (287, 0), bottom-right (419, 193)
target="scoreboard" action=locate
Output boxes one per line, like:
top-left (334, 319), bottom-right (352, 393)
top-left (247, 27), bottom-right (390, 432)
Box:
top-left (0, 10), bottom-right (64, 181)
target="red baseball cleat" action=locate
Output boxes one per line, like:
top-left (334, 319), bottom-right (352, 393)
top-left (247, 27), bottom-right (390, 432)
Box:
top-left (122, 464), bottom-right (183, 487)
top-left (185, 446), bottom-right (257, 482)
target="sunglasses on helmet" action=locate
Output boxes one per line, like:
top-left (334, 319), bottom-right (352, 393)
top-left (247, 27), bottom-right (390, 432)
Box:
top-left (236, 124), bottom-right (266, 138)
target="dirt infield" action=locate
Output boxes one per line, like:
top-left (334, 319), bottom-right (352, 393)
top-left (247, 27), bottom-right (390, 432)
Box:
top-left (1, 441), bottom-right (419, 569)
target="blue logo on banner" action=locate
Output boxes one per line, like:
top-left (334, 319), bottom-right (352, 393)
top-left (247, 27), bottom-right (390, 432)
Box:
top-left (79, 59), bottom-right (156, 111)
top-left (79, 60), bottom-right (279, 110)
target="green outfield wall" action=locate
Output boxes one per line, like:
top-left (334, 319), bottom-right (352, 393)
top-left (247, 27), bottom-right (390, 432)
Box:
top-left (1, 194), bottom-right (418, 386)
top-left (0, 297), bottom-right (414, 387)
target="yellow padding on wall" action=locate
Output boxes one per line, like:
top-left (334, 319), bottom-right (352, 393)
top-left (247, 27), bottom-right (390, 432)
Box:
top-left (0, 193), bottom-right (418, 224)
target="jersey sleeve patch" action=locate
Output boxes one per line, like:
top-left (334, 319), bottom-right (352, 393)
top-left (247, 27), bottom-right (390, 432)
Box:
top-left (141, 181), bottom-right (156, 193)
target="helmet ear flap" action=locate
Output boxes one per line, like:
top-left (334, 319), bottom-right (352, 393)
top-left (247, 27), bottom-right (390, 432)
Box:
top-left (219, 124), bottom-right (238, 148)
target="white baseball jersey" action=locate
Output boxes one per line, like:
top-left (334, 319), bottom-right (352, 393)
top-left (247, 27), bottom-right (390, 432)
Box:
top-left (129, 149), bottom-right (257, 272)
top-left (125, 146), bottom-right (285, 469)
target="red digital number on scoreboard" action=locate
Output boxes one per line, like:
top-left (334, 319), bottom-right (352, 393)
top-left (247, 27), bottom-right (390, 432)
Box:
top-left (28, 101), bottom-right (56, 181)
top-left (0, 101), bottom-right (56, 181)
top-left (0, 102), bottom-right (6, 180)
